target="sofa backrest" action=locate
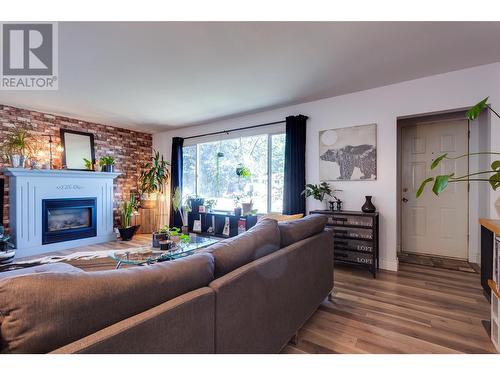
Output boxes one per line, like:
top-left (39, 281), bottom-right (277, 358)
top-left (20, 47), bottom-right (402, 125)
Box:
top-left (203, 218), bottom-right (280, 278)
top-left (278, 214), bottom-right (328, 248)
top-left (0, 252), bottom-right (215, 354)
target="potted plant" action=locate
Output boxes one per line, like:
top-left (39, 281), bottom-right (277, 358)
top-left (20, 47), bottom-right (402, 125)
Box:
top-left (188, 195), bottom-right (205, 213)
top-left (232, 193), bottom-right (243, 216)
top-left (99, 156), bottom-right (116, 172)
top-left (204, 198), bottom-right (217, 212)
top-left (118, 194), bottom-right (140, 241)
top-left (168, 226), bottom-right (182, 243)
top-left (302, 182), bottom-right (333, 208)
top-left (172, 186), bottom-right (191, 234)
top-left (152, 224), bottom-right (171, 248)
top-left (83, 158), bottom-right (94, 171)
top-left (139, 150), bottom-right (170, 209)
top-left (3, 127), bottom-right (33, 168)
top-left (0, 226), bottom-right (15, 264)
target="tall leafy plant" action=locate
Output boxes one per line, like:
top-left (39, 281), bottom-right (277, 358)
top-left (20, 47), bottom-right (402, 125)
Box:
top-left (120, 194), bottom-right (136, 228)
top-left (417, 97), bottom-right (500, 197)
top-left (139, 150), bottom-right (170, 194)
top-left (4, 127), bottom-right (33, 156)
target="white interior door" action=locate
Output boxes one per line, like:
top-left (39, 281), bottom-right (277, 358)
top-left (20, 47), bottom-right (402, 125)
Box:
top-left (401, 119), bottom-right (468, 259)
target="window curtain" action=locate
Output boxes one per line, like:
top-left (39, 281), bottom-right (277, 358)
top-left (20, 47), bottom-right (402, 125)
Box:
top-left (283, 114), bottom-right (308, 215)
top-left (170, 137), bottom-right (184, 227)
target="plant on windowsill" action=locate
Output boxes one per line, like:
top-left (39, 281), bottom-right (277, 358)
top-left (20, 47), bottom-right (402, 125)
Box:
top-left (118, 194), bottom-right (140, 241)
top-left (139, 150), bottom-right (170, 209)
top-left (0, 226), bottom-right (15, 264)
top-left (417, 97), bottom-right (500, 198)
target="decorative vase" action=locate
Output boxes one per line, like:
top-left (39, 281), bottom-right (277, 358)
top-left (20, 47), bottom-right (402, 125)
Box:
top-left (118, 225), bottom-right (140, 241)
top-left (234, 207), bottom-right (242, 216)
top-left (361, 196), bottom-right (376, 213)
top-left (182, 225), bottom-right (189, 234)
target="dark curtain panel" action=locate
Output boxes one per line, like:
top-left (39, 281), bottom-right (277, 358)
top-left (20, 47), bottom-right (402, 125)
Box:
top-left (170, 137), bottom-right (184, 227)
top-left (0, 178), bottom-right (3, 227)
top-left (283, 114), bottom-right (308, 215)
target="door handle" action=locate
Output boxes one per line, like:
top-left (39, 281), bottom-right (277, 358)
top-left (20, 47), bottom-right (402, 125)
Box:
top-left (402, 197), bottom-right (408, 203)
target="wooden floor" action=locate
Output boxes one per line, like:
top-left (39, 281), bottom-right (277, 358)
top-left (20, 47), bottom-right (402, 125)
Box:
top-left (282, 263), bottom-right (496, 354)
top-left (12, 235), bottom-right (496, 354)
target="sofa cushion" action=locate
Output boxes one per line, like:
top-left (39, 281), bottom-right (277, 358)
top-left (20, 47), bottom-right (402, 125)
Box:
top-left (258, 213), bottom-right (304, 222)
top-left (0, 262), bottom-right (83, 280)
top-left (0, 252), bottom-right (215, 354)
top-left (203, 218), bottom-right (280, 278)
top-left (278, 214), bottom-right (327, 248)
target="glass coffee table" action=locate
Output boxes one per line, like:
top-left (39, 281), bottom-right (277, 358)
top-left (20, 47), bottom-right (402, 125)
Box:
top-left (109, 235), bottom-right (219, 269)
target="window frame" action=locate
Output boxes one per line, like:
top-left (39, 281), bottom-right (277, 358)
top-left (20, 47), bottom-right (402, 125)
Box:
top-left (182, 127), bottom-right (285, 214)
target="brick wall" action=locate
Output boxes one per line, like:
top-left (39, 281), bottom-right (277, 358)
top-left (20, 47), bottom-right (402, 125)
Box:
top-left (0, 105), bottom-right (153, 232)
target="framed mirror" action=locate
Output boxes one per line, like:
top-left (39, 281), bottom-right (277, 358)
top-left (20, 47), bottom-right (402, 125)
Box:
top-left (60, 129), bottom-right (95, 171)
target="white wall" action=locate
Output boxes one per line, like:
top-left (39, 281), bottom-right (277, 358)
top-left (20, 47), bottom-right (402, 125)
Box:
top-left (154, 62), bottom-right (500, 271)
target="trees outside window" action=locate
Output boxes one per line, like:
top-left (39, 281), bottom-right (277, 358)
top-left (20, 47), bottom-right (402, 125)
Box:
top-left (182, 132), bottom-right (285, 213)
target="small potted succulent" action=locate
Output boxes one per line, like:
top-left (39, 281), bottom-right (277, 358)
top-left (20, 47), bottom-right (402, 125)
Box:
top-left (0, 226), bottom-right (15, 264)
top-left (99, 156), bottom-right (116, 172)
top-left (118, 195), bottom-right (140, 241)
top-left (83, 158), bottom-right (94, 171)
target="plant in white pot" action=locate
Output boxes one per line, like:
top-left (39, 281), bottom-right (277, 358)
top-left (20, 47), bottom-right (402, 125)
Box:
top-left (139, 150), bottom-right (170, 209)
top-left (3, 127), bottom-right (33, 168)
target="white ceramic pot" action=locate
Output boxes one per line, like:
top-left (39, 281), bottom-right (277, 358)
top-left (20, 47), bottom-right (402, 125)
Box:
top-left (10, 154), bottom-right (21, 168)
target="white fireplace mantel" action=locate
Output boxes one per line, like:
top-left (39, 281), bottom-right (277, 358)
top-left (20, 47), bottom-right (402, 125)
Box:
top-left (2, 168), bottom-right (121, 258)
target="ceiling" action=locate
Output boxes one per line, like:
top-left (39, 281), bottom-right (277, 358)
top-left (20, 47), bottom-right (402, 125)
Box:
top-left (2, 22), bottom-right (500, 133)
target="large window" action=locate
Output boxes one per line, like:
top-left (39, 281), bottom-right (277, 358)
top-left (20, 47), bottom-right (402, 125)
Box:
top-left (182, 133), bottom-right (285, 213)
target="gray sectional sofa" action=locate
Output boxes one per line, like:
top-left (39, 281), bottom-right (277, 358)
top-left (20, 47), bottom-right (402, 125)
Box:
top-left (0, 214), bottom-right (334, 354)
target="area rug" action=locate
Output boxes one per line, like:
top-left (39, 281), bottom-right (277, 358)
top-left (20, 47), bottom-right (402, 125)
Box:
top-left (0, 247), bottom-right (152, 272)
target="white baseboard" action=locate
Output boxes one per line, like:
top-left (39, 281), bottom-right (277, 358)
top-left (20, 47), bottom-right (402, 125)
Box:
top-left (379, 258), bottom-right (398, 272)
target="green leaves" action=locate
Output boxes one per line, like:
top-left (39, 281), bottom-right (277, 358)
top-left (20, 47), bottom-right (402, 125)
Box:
top-left (431, 153), bottom-right (447, 170)
top-left (433, 174), bottom-right (454, 195)
top-left (416, 177), bottom-right (434, 198)
top-left (466, 97), bottom-right (489, 120)
top-left (415, 174), bottom-right (454, 197)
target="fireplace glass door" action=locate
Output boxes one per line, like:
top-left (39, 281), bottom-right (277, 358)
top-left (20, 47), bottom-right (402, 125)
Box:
top-left (42, 198), bottom-right (97, 245)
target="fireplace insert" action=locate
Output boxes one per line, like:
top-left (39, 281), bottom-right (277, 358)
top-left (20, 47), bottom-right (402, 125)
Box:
top-left (42, 197), bottom-right (97, 245)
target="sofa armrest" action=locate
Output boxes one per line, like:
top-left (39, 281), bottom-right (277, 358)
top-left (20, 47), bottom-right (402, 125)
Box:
top-left (209, 230), bottom-right (334, 353)
top-left (51, 287), bottom-right (215, 354)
